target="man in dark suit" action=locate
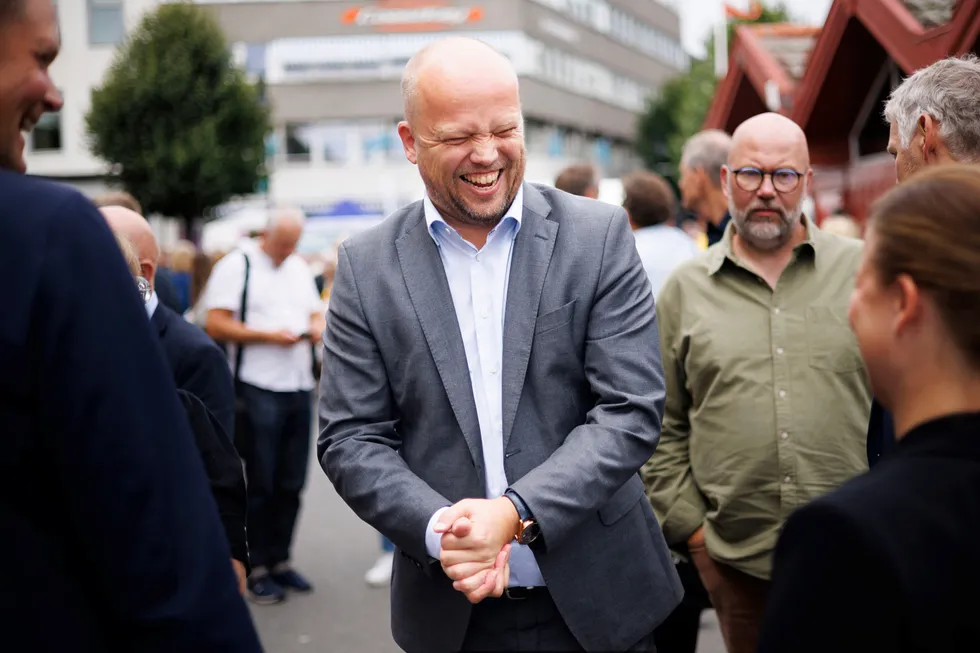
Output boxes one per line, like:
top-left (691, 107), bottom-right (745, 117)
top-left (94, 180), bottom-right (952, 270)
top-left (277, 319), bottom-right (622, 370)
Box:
top-left (102, 206), bottom-right (236, 436)
top-left (0, 0), bottom-right (261, 647)
top-left (319, 37), bottom-right (682, 653)
top-left (103, 205), bottom-right (246, 588)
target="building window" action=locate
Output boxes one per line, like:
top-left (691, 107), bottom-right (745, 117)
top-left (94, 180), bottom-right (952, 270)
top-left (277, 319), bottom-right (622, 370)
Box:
top-left (88, 0), bottom-right (124, 46)
top-left (318, 124), bottom-right (349, 163)
top-left (360, 121), bottom-right (400, 163)
top-left (284, 123), bottom-right (312, 162)
top-left (32, 101), bottom-right (62, 152)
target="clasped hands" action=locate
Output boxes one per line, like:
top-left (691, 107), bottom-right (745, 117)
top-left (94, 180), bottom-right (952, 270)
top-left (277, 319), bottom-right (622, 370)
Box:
top-left (434, 496), bottom-right (520, 604)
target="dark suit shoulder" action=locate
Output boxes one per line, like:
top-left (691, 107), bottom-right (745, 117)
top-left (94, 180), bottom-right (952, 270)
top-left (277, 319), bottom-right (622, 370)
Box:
top-left (816, 449), bottom-right (980, 534)
top-left (156, 303), bottom-right (225, 357)
top-left (0, 174), bottom-right (108, 345)
top-left (765, 452), bottom-right (980, 652)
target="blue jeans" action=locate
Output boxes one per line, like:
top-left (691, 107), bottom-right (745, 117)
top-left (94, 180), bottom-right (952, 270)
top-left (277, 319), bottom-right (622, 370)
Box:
top-left (381, 534), bottom-right (394, 552)
top-left (237, 383), bottom-right (311, 569)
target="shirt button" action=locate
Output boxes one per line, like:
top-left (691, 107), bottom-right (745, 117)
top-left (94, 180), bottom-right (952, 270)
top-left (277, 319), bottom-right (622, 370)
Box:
top-left (773, 308), bottom-right (781, 315)
top-left (784, 475), bottom-right (792, 484)
top-left (778, 390), bottom-right (786, 398)
top-left (776, 347), bottom-right (784, 355)
top-left (780, 431), bottom-right (788, 440)
top-left (490, 366), bottom-right (499, 375)
top-left (481, 310), bottom-right (489, 319)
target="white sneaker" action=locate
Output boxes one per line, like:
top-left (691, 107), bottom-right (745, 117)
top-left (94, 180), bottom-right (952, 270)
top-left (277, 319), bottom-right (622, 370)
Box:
top-left (364, 552), bottom-right (394, 588)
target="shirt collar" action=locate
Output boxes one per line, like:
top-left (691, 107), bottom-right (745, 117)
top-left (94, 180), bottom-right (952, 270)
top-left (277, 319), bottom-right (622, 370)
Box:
top-left (707, 213), bottom-right (818, 276)
top-left (423, 183), bottom-right (524, 243)
top-left (145, 290), bottom-right (159, 319)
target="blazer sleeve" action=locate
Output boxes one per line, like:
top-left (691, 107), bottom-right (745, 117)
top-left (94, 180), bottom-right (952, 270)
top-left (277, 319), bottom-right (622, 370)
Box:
top-left (31, 196), bottom-right (261, 652)
top-left (176, 337), bottom-right (237, 444)
top-left (177, 389), bottom-right (249, 572)
top-left (510, 208), bottom-right (666, 549)
top-left (758, 500), bottom-right (901, 653)
top-left (318, 243), bottom-right (451, 565)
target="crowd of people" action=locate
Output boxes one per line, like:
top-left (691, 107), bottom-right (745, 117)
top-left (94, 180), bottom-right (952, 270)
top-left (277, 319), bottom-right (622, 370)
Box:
top-left (4, 0), bottom-right (980, 650)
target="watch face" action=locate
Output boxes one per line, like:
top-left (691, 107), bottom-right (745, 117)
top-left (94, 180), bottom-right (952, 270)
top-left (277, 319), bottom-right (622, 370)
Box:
top-left (519, 521), bottom-right (540, 545)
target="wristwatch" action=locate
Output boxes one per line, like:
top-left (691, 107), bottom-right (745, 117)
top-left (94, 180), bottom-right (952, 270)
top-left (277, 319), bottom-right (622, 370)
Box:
top-left (504, 489), bottom-right (540, 546)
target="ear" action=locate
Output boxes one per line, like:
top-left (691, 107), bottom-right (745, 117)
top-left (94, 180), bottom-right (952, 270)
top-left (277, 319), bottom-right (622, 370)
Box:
top-left (893, 273), bottom-right (922, 336)
top-left (720, 165), bottom-right (731, 200)
top-left (919, 114), bottom-right (943, 163)
top-left (398, 121), bottom-right (418, 165)
top-left (141, 260), bottom-right (157, 289)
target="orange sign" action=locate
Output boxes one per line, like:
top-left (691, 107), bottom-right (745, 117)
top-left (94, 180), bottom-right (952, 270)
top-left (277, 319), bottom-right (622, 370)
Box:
top-left (724, 0), bottom-right (763, 21)
top-left (341, 2), bottom-right (484, 32)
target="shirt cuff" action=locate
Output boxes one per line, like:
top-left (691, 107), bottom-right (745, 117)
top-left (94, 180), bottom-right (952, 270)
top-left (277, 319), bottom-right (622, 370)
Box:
top-left (425, 506), bottom-right (450, 561)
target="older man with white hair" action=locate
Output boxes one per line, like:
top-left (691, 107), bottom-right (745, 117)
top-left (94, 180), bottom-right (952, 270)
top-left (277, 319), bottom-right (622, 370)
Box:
top-left (863, 54), bottom-right (980, 468)
top-left (203, 207), bottom-right (325, 604)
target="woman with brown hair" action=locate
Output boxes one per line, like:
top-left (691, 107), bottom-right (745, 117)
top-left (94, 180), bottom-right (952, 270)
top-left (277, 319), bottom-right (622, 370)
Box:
top-left (758, 164), bottom-right (980, 652)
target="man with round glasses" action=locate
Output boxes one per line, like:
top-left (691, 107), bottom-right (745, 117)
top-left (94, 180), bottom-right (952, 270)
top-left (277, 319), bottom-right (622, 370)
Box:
top-left (643, 112), bottom-right (872, 653)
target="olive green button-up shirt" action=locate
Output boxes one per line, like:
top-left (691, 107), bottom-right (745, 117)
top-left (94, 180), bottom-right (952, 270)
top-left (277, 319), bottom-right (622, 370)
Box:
top-left (642, 219), bottom-right (872, 580)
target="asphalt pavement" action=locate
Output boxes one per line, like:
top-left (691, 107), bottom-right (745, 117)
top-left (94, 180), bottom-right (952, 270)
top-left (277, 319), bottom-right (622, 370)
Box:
top-left (248, 428), bottom-right (725, 653)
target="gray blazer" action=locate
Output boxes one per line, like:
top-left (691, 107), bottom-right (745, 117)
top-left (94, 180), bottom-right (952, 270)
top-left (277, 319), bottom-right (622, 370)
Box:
top-left (319, 183), bottom-right (682, 653)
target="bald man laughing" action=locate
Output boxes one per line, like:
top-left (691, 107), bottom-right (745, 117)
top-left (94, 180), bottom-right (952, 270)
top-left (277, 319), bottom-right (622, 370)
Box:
top-left (319, 37), bottom-right (681, 653)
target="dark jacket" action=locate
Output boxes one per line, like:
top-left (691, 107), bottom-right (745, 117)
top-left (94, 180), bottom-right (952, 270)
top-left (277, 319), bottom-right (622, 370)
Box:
top-left (867, 397), bottom-right (898, 467)
top-left (706, 212), bottom-right (731, 246)
top-left (0, 171), bottom-right (261, 652)
top-left (177, 389), bottom-right (248, 569)
top-left (152, 302), bottom-right (236, 440)
top-left (759, 411), bottom-right (980, 653)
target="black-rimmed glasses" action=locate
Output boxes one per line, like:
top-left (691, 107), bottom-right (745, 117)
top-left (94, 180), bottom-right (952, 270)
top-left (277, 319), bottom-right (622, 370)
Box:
top-left (731, 167), bottom-right (804, 193)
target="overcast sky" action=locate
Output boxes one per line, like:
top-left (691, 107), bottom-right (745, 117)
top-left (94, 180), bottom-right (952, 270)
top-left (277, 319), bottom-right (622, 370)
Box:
top-left (676, 0), bottom-right (835, 57)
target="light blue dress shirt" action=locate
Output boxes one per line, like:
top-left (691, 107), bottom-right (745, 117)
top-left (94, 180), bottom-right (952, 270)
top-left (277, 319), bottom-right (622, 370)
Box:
top-left (632, 224), bottom-right (700, 298)
top-left (421, 185), bottom-right (545, 587)
top-left (145, 291), bottom-right (159, 320)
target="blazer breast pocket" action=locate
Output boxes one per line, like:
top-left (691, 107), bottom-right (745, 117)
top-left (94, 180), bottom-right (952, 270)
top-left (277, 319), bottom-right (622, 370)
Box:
top-left (806, 306), bottom-right (864, 373)
top-left (534, 300), bottom-right (576, 336)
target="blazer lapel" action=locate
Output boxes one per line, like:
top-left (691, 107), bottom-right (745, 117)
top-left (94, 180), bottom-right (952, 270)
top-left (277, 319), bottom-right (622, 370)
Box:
top-left (396, 208), bottom-right (485, 477)
top-left (151, 303), bottom-right (168, 338)
top-left (502, 184), bottom-right (557, 451)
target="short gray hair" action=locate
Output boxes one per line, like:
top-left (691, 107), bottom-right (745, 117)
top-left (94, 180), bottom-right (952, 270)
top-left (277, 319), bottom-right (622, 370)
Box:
top-left (681, 130), bottom-right (732, 187)
top-left (884, 55), bottom-right (980, 162)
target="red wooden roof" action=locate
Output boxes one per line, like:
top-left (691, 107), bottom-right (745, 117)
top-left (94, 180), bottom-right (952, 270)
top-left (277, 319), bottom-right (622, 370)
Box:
top-left (703, 24), bottom-right (820, 133)
top-left (703, 0), bottom-right (980, 158)
top-left (792, 0), bottom-right (980, 130)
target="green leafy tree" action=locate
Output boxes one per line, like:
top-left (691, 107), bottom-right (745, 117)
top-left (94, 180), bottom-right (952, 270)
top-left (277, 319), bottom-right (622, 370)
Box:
top-left (86, 1), bottom-right (270, 231)
top-left (636, 3), bottom-right (790, 176)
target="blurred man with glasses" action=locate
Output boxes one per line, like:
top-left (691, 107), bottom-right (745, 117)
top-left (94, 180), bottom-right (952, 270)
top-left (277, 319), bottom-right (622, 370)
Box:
top-left (643, 112), bottom-right (872, 653)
